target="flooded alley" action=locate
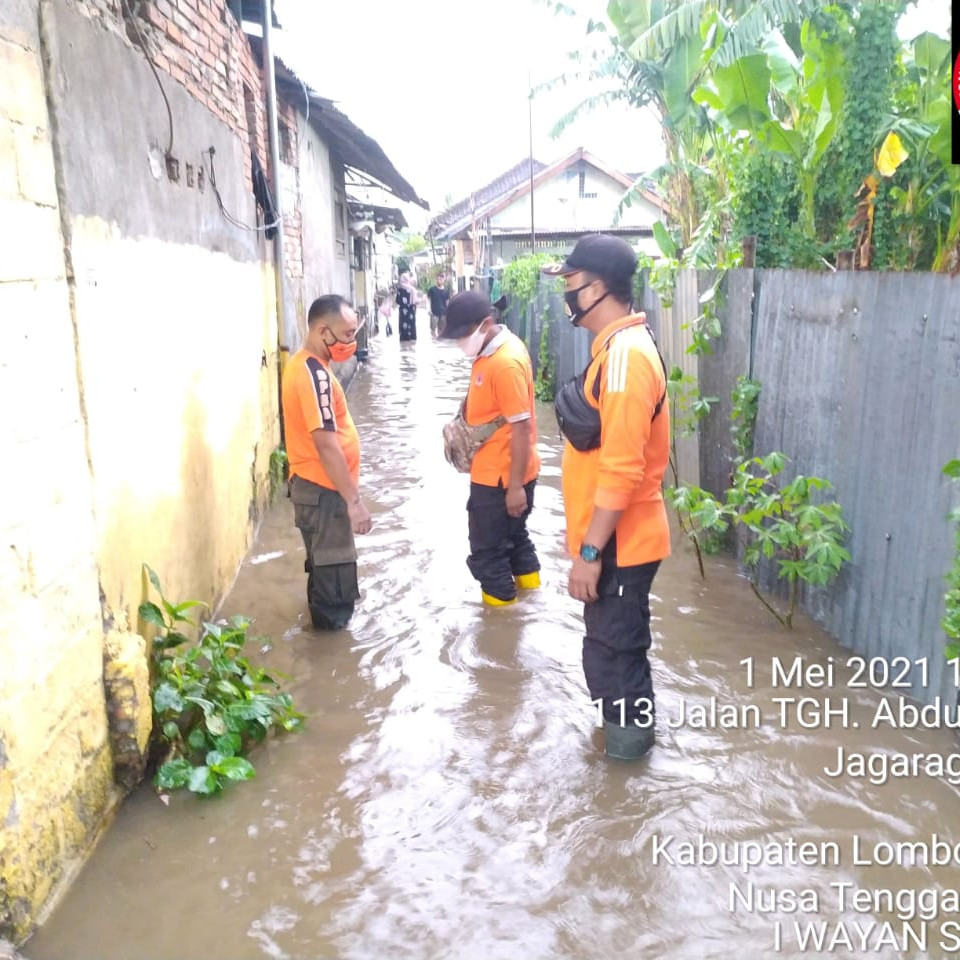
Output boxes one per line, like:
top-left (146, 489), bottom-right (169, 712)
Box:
top-left (26, 323), bottom-right (960, 960)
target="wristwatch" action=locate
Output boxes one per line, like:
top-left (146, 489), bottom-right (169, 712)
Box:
top-left (579, 543), bottom-right (601, 563)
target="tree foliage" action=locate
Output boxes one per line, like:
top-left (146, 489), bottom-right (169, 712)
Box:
top-left (547, 0), bottom-right (956, 270)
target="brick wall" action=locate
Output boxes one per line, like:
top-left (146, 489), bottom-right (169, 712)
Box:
top-left (75, 0), bottom-right (269, 192)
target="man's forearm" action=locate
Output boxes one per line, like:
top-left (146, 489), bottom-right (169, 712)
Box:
top-left (507, 420), bottom-right (531, 489)
top-left (582, 506), bottom-right (622, 552)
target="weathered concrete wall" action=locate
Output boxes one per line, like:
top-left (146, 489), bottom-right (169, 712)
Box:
top-left (0, 0), bottom-right (116, 942)
top-left (45, 0), bottom-right (280, 627)
top-left (1, 0), bottom-right (282, 942)
top-left (298, 120), bottom-right (351, 329)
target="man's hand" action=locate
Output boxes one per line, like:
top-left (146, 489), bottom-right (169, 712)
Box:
top-left (505, 483), bottom-right (527, 518)
top-left (348, 498), bottom-right (372, 535)
top-left (568, 556), bottom-right (601, 602)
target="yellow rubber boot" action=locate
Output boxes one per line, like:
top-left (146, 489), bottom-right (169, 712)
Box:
top-left (515, 571), bottom-right (541, 590)
top-left (482, 591), bottom-right (517, 607)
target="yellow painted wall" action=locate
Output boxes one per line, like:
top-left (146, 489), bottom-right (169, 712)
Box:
top-left (0, 12), bottom-right (281, 944)
top-left (0, 25), bottom-right (116, 943)
top-left (69, 217), bottom-right (280, 628)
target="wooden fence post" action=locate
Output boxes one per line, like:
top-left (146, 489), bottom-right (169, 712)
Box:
top-left (741, 235), bottom-right (757, 268)
top-left (836, 250), bottom-right (855, 270)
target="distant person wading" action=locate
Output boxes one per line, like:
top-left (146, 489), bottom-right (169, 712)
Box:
top-left (396, 271), bottom-right (418, 341)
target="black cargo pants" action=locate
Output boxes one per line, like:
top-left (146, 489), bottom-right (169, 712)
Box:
top-left (290, 475), bottom-right (360, 630)
top-left (466, 479), bottom-right (540, 602)
top-left (582, 560), bottom-right (661, 726)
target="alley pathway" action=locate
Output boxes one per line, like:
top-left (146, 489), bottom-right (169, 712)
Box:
top-left (26, 317), bottom-right (960, 960)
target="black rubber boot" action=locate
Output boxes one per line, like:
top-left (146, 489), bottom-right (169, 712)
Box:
top-left (604, 721), bottom-right (655, 760)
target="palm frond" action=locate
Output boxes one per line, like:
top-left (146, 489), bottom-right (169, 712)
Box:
top-left (709, 0), bottom-right (813, 68)
top-left (628, 0), bottom-right (711, 61)
top-left (549, 90), bottom-right (626, 139)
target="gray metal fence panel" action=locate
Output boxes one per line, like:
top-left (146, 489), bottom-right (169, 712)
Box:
top-left (736, 269), bottom-right (960, 703)
top-left (698, 268), bottom-right (756, 497)
top-left (641, 269), bottom-right (701, 487)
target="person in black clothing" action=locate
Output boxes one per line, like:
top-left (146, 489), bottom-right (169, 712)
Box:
top-left (427, 271), bottom-right (450, 336)
top-left (396, 272), bottom-right (418, 341)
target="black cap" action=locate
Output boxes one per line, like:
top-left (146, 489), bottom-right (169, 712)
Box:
top-left (441, 290), bottom-right (494, 339)
top-left (541, 233), bottom-right (638, 286)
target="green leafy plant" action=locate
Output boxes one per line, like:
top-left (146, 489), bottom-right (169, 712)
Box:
top-left (666, 483), bottom-right (732, 579)
top-left (727, 452), bottom-right (851, 628)
top-left (730, 375), bottom-right (762, 464)
top-left (400, 232), bottom-right (427, 255)
top-left (943, 460), bottom-right (960, 659)
top-left (501, 252), bottom-right (554, 341)
top-left (417, 262), bottom-right (452, 294)
top-left (139, 565), bottom-right (303, 796)
top-left (534, 311), bottom-right (555, 402)
top-left (666, 365), bottom-right (718, 488)
top-left (269, 446), bottom-right (288, 500)
top-left (664, 365), bottom-right (719, 577)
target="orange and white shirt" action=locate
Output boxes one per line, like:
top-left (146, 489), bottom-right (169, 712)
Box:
top-left (281, 349), bottom-right (360, 490)
top-left (561, 314), bottom-right (670, 566)
top-left (464, 328), bottom-right (540, 488)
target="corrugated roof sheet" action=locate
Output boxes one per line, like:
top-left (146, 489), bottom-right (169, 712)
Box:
top-left (249, 38), bottom-right (429, 209)
top-left (427, 158), bottom-right (546, 238)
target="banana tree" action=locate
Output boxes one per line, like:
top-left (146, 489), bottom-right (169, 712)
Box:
top-left (691, 17), bottom-right (845, 240)
top-left (605, 0), bottom-right (830, 246)
top-left (883, 32), bottom-right (960, 271)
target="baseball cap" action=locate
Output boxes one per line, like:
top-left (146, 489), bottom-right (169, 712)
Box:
top-left (441, 290), bottom-right (495, 339)
top-left (541, 233), bottom-right (638, 286)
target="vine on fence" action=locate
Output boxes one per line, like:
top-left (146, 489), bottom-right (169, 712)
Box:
top-left (664, 366), bottom-right (720, 578)
top-left (730, 376), bottom-right (762, 465)
top-left (501, 253), bottom-right (554, 340)
top-left (535, 309), bottom-right (555, 402)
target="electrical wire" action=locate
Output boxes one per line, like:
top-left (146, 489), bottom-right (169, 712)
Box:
top-left (206, 75), bottom-right (310, 235)
top-left (120, 0), bottom-right (174, 157)
top-left (119, 0), bottom-right (303, 237)
top-left (206, 147), bottom-right (281, 233)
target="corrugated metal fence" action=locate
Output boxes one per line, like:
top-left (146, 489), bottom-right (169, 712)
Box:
top-left (674, 269), bottom-right (960, 704)
top-left (509, 269), bottom-right (960, 704)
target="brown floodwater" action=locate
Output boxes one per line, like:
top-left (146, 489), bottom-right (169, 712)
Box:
top-left (26, 320), bottom-right (960, 960)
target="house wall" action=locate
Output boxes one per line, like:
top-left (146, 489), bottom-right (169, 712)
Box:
top-left (296, 119), bottom-right (351, 345)
top-left (0, 1), bottom-right (113, 942)
top-left (492, 162), bottom-right (663, 233)
top-left (491, 233), bottom-right (660, 265)
top-left (1, 0), bottom-right (281, 941)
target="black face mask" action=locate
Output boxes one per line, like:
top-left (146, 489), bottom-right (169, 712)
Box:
top-left (564, 283), bottom-right (609, 327)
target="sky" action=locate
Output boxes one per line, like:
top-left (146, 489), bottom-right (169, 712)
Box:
top-left (272, 0), bottom-right (950, 231)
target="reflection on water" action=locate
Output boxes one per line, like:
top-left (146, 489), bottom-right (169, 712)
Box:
top-left (27, 322), bottom-right (960, 960)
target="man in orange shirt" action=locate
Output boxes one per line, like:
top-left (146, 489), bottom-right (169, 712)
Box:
top-left (542, 235), bottom-right (670, 760)
top-left (441, 290), bottom-right (541, 606)
top-left (281, 295), bottom-right (372, 630)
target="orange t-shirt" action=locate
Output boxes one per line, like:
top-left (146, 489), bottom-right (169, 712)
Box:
top-left (281, 349), bottom-right (360, 490)
top-left (561, 314), bottom-right (670, 566)
top-left (464, 329), bottom-right (541, 488)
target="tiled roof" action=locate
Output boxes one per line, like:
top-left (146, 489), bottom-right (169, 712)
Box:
top-left (428, 158), bottom-right (547, 236)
